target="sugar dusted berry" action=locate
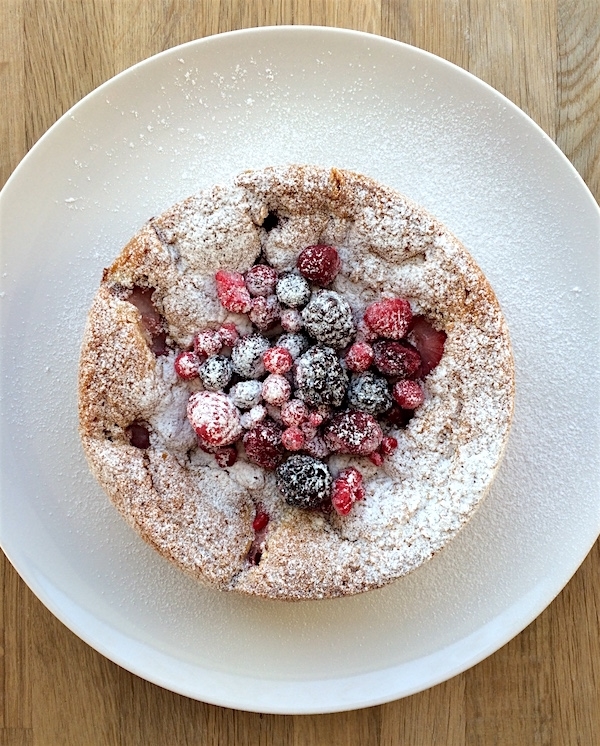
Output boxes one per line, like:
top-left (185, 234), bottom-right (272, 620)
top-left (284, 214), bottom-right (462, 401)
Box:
top-left (198, 355), bottom-right (232, 391)
top-left (215, 270), bottom-right (252, 314)
top-left (364, 298), bottom-right (413, 339)
top-left (368, 451), bottom-right (384, 466)
top-left (303, 435), bottom-right (330, 460)
top-left (281, 426), bottom-right (305, 451)
top-left (297, 244), bottom-right (341, 286)
top-left (263, 346), bottom-right (293, 375)
top-left (229, 380), bottom-right (262, 410)
top-left (277, 332), bottom-right (310, 360)
top-left (193, 329), bottom-right (222, 358)
top-left (408, 316), bottom-right (447, 376)
top-left (294, 345), bottom-right (348, 408)
top-left (276, 273), bottom-right (311, 308)
top-left (280, 399), bottom-right (309, 427)
top-left (240, 404), bottom-right (267, 430)
top-left (214, 446), bottom-right (237, 468)
top-left (380, 436), bottom-right (398, 456)
top-left (280, 308), bottom-right (304, 332)
top-left (249, 294), bottom-right (280, 330)
top-left (231, 334), bottom-right (270, 379)
top-left (276, 454), bottom-right (333, 509)
top-left (218, 322), bottom-right (240, 348)
top-left (245, 264), bottom-right (278, 297)
top-left (347, 371), bottom-right (392, 416)
top-left (301, 290), bottom-right (356, 349)
top-left (331, 482), bottom-right (353, 515)
top-left (261, 374), bottom-right (291, 406)
top-left (345, 342), bottom-right (374, 373)
top-left (187, 391), bottom-right (242, 446)
top-left (373, 340), bottom-right (421, 378)
top-left (323, 411), bottom-right (383, 455)
top-left (174, 350), bottom-right (200, 380)
top-left (243, 419), bottom-right (285, 470)
top-left (392, 379), bottom-right (425, 409)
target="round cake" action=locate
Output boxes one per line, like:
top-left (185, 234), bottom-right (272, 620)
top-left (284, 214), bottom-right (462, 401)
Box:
top-left (78, 165), bottom-right (515, 600)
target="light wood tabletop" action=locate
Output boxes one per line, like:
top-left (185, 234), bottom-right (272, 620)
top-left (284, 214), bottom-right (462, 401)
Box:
top-left (1, 1), bottom-right (599, 744)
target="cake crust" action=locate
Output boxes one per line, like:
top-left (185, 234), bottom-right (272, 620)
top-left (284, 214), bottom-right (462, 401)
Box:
top-left (79, 165), bottom-right (515, 600)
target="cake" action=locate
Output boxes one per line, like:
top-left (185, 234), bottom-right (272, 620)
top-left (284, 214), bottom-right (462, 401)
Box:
top-left (78, 165), bottom-right (515, 600)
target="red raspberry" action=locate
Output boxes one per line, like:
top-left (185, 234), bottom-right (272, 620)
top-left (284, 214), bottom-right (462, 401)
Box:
top-left (218, 322), bottom-right (240, 348)
top-left (297, 245), bottom-right (341, 286)
top-left (331, 482), bottom-right (353, 516)
top-left (323, 411), bottom-right (383, 455)
top-left (261, 374), bottom-right (291, 406)
top-left (308, 411), bottom-right (324, 427)
top-left (364, 298), bottom-right (413, 339)
top-left (280, 308), bottom-right (303, 332)
top-left (245, 264), bottom-right (278, 297)
top-left (392, 379), bottom-right (425, 409)
top-left (174, 350), bottom-right (200, 379)
top-left (338, 466), bottom-right (363, 492)
top-left (280, 399), bottom-right (309, 427)
top-left (408, 316), bottom-right (447, 376)
top-left (215, 270), bottom-right (252, 314)
top-left (385, 405), bottom-right (415, 428)
top-left (252, 508), bottom-right (270, 532)
top-left (193, 329), bottom-right (222, 358)
top-left (331, 466), bottom-right (365, 515)
top-left (243, 419), bottom-right (285, 470)
top-left (249, 294), bottom-right (280, 330)
top-left (303, 435), bottom-right (331, 460)
top-left (281, 426), bottom-right (305, 451)
top-left (187, 391), bottom-right (242, 446)
top-left (373, 340), bottom-right (421, 378)
top-left (380, 436), bottom-right (398, 456)
top-left (214, 446), bottom-right (238, 468)
top-left (368, 451), bottom-right (384, 466)
top-left (263, 346), bottom-right (293, 375)
top-left (345, 342), bottom-right (374, 372)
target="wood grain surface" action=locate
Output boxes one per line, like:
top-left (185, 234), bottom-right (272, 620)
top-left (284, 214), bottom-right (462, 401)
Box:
top-left (1, 1), bottom-right (599, 744)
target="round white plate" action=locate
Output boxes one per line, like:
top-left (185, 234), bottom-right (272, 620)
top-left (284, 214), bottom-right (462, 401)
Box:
top-left (1, 27), bottom-right (598, 715)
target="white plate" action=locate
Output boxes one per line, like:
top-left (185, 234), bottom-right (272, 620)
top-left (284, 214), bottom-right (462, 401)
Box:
top-left (1, 27), bottom-right (599, 715)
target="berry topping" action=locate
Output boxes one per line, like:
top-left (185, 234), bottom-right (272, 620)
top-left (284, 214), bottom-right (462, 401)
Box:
top-left (215, 270), bottom-right (252, 314)
top-left (261, 374), bottom-right (292, 406)
top-left (345, 342), bottom-right (374, 373)
top-left (214, 446), bottom-right (238, 468)
top-left (363, 298), bottom-right (413, 339)
top-left (408, 316), bottom-right (447, 376)
top-left (281, 426), bottom-right (305, 451)
top-left (231, 334), bottom-right (270, 379)
top-left (380, 436), bottom-right (398, 456)
top-left (368, 451), bottom-right (384, 466)
top-left (385, 405), bottom-right (415, 429)
top-left (245, 264), bottom-right (278, 297)
top-left (323, 411), bottom-right (383, 455)
top-left (294, 345), bottom-right (348, 408)
top-left (252, 508), bottom-right (270, 532)
top-left (276, 332), bottom-right (310, 360)
top-left (331, 466), bottom-right (365, 516)
top-left (263, 346), bottom-right (293, 375)
top-left (229, 380), bottom-right (262, 410)
top-left (243, 419), bottom-right (285, 470)
top-left (392, 379), bottom-right (425, 409)
top-left (276, 273), bottom-right (312, 308)
top-left (338, 466), bottom-right (364, 495)
top-left (301, 290), bottom-right (356, 349)
top-left (303, 435), bottom-right (331, 460)
top-left (187, 391), bottom-right (242, 446)
top-left (297, 244), bottom-right (341, 286)
top-left (218, 322), bottom-right (240, 348)
top-left (174, 350), bottom-right (200, 380)
top-left (276, 455), bottom-right (333, 509)
top-left (249, 294), bottom-right (281, 330)
top-left (347, 371), bottom-right (393, 416)
top-left (193, 329), bottom-right (222, 358)
top-left (280, 399), bottom-right (309, 427)
top-left (308, 411), bottom-right (325, 427)
top-left (372, 340), bottom-right (421, 378)
top-left (280, 307), bottom-right (304, 332)
top-left (126, 421), bottom-right (151, 449)
top-left (198, 355), bottom-right (232, 391)
top-left (240, 404), bottom-right (267, 430)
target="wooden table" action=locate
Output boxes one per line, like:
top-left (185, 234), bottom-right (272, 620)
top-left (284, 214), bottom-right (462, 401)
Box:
top-left (1, 2), bottom-right (599, 744)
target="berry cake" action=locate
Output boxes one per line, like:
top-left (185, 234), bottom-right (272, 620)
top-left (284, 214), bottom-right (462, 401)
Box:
top-left (78, 165), bottom-right (514, 600)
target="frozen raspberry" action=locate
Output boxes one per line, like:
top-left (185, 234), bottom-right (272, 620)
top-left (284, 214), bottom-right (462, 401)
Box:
top-left (245, 264), bottom-right (278, 297)
top-left (368, 451), bottom-right (384, 466)
top-left (252, 508), bottom-right (270, 532)
top-left (198, 355), bottom-right (232, 391)
top-left (174, 350), bottom-right (200, 380)
top-left (126, 421), bottom-right (151, 449)
top-left (331, 467), bottom-right (365, 516)
top-left (280, 307), bottom-right (304, 332)
top-left (263, 346), bottom-right (293, 375)
top-left (215, 270), bottom-right (252, 314)
top-left (355, 319), bottom-right (379, 343)
top-left (392, 379), bottom-right (425, 409)
top-left (301, 290), bottom-right (356, 349)
top-left (240, 404), bottom-right (267, 430)
top-left (229, 380), bottom-right (262, 410)
top-left (380, 436), bottom-right (398, 456)
top-left (193, 329), bottom-right (222, 358)
top-left (408, 316), bottom-right (447, 376)
top-left (297, 244), bottom-right (341, 286)
top-left (294, 345), bottom-right (348, 408)
top-left (364, 298), bottom-right (413, 339)
top-left (231, 334), bottom-right (270, 379)
top-left (261, 374), bottom-right (291, 406)
top-left (331, 482), bottom-right (353, 515)
top-left (323, 411), bottom-right (383, 455)
top-left (276, 455), bottom-right (333, 509)
top-left (303, 435), bottom-right (331, 460)
top-left (300, 421), bottom-right (318, 442)
top-left (345, 342), bottom-right (374, 373)
top-left (187, 391), bottom-right (242, 446)
top-left (281, 426), bottom-right (305, 451)
top-left (347, 371), bottom-right (392, 415)
top-left (275, 273), bottom-right (312, 308)
top-left (308, 411), bottom-right (325, 427)
top-left (243, 419), bottom-right (285, 470)
top-left (249, 294), bottom-right (281, 330)
top-left (373, 340), bottom-right (421, 378)
top-left (276, 333), bottom-right (310, 360)
top-left (214, 446), bottom-right (237, 468)
top-left (280, 399), bottom-right (309, 427)
top-left (218, 322), bottom-right (240, 348)
top-left (338, 466), bottom-right (364, 495)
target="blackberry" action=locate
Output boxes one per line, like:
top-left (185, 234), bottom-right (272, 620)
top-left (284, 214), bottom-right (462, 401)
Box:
top-left (198, 355), bottom-right (232, 391)
top-left (231, 334), bottom-right (270, 379)
top-left (276, 455), bottom-right (333, 509)
top-left (294, 345), bottom-right (348, 408)
top-left (229, 380), bottom-right (262, 410)
top-left (275, 273), bottom-right (311, 308)
top-left (347, 371), bottom-right (392, 415)
top-left (276, 332), bottom-right (310, 360)
top-left (301, 290), bottom-right (356, 349)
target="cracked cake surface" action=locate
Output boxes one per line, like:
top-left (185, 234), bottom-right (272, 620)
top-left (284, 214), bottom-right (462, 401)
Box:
top-left (78, 165), bottom-right (515, 600)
